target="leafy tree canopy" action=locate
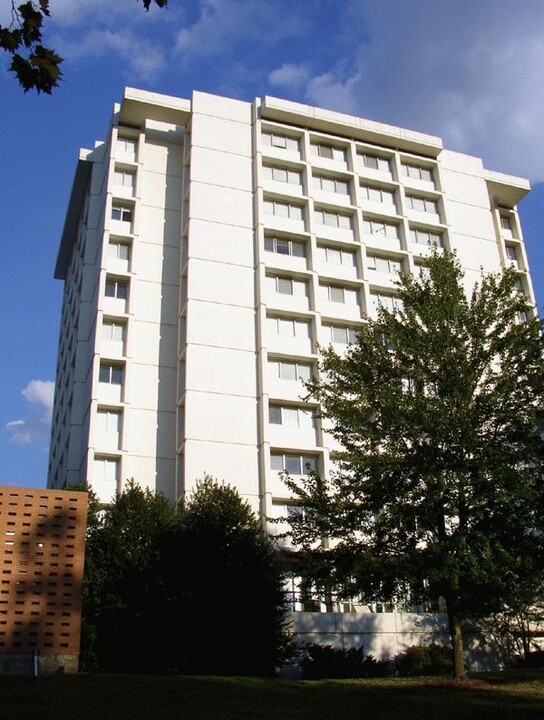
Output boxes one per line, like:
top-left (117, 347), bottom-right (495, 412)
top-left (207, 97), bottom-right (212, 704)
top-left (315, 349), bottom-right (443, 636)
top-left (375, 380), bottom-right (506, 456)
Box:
top-left (286, 252), bottom-right (544, 679)
top-left (81, 478), bottom-right (291, 676)
top-left (0, 0), bottom-right (167, 93)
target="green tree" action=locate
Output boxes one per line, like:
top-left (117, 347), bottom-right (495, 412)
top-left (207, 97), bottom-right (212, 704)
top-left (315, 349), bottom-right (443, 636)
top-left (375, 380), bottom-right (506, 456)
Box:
top-left (286, 252), bottom-right (544, 680)
top-left (81, 478), bottom-right (291, 675)
top-left (80, 480), bottom-right (178, 672)
top-left (0, 0), bottom-right (167, 94)
top-left (171, 476), bottom-right (292, 676)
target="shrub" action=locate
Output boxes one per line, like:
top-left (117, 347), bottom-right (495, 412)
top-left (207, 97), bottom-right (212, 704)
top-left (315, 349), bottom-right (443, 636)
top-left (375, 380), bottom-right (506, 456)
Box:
top-left (394, 644), bottom-right (453, 676)
top-left (516, 650), bottom-right (544, 668)
top-left (300, 644), bottom-right (392, 679)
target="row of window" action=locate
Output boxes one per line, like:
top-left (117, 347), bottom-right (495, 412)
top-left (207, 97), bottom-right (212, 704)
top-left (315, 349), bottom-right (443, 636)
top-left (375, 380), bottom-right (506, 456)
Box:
top-left (263, 190), bottom-right (440, 222)
top-left (262, 132), bottom-right (436, 184)
top-left (266, 315), bottom-right (359, 345)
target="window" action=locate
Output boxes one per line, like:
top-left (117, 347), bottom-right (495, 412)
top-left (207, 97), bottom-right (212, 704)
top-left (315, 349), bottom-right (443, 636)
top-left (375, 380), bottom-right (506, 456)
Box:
top-left (359, 153), bottom-right (390, 173)
top-left (413, 263), bottom-right (430, 280)
top-left (111, 204), bottom-right (133, 223)
top-left (101, 320), bottom-right (125, 342)
top-left (402, 163), bottom-right (433, 182)
top-left (271, 452), bottom-right (316, 475)
top-left (406, 194), bottom-right (438, 214)
top-left (262, 132), bottom-right (300, 152)
top-left (99, 363), bottom-right (123, 385)
top-left (323, 324), bottom-right (358, 345)
top-left (113, 169), bottom-right (135, 189)
top-left (96, 409), bottom-right (121, 433)
top-left (367, 255), bottom-right (402, 274)
top-left (409, 229), bottom-right (443, 248)
top-left (267, 316), bottom-right (311, 339)
top-left (361, 185), bottom-right (395, 206)
top-left (94, 457), bottom-right (119, 483)
top-left (313, 175), bottom-right (350, 195)
top-left (262, 165), bottom-right (302, 185)
top-left (310, 142), bottom-right (346, 162)
top-left (269, 405), bottom-right (315, 428)
top-left (269, 360), bottom-right (312, 382)
top-left (500, 214), bottom-right (515, 237)
top-left (116, 137), bottom-right (136, 159)
top-left (319, 284), bottom-right (359, 305)
top-left (264, 199), bottom-right (304, 221)
top-left (370, 292), bottom-right (402, 313)
top-left (105, 278), bottom-right (128, 300)
top-left (108, 240), bottom-right (131, 261)
top-left (314, 209), bottom-right (352, 230)
top-left (265, 236), bottom-right (305, 257)
top-left (317, 246), bottom-right (355, 267)
top-left (505, 244), bottom-right (518, 264)
top-left (266, 275), bottom-right (308, 297)
top-left (362, 219), bottom-right (399, 239)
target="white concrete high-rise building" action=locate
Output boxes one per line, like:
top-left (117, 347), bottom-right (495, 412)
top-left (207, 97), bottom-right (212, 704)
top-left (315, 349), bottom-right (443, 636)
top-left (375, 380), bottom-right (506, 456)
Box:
top-left (48, 87), bottom-right (534, 524)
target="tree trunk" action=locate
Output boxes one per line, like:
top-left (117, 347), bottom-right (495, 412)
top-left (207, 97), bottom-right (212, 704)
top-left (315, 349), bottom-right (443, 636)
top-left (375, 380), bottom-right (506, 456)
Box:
top-left (446, 600), bottom-right (466, 680)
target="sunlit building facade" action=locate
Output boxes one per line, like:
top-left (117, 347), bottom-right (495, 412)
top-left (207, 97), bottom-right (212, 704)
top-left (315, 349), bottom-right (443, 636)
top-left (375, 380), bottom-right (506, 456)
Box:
top-left (48, 87), bottom-right (534, 535)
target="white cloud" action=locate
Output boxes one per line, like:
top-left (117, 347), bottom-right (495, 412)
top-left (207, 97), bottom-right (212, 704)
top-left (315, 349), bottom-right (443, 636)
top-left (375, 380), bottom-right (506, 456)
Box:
top-left (54, 28), bottom-right (166, 80)
top-left (175, 0), bottom-right (303, 58)
top-left (5, 380), bottom-right (55, 448)
top-left (22, 380), bottom-right (54, 415)
top-left (305, 72), bottom-right (363, 117)
top-left (268, 64), bottom-right (309, 92)
top-left (310, 0), bottom-right (544, 182)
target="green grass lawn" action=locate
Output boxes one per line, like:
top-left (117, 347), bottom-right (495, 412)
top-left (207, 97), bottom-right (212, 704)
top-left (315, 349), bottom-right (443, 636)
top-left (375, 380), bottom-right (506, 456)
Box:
top-left (1, 670), bottom-right (542, 720)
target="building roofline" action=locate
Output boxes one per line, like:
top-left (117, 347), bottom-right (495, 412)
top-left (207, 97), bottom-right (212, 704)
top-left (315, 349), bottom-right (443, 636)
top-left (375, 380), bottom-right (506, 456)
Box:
top-left (55, 154), bottom-right (93, 280)
top-left (484, 169), bottom-right (531, 207)
top-left (119, 87), bottom-right (191, 127)
top-left (260, 95), bottom-right (444, 158)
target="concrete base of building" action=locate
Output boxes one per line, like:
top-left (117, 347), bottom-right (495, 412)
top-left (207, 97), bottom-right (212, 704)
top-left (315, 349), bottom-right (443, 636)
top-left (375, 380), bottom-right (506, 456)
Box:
top-left (0, 653), bottom-right (79, 675)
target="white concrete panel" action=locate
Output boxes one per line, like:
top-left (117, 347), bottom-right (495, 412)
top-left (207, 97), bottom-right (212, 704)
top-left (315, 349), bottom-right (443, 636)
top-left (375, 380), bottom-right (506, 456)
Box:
top-left (266, 333), bottom-right (313, 356)
top-left (188, 220), bottom-right (255, 267)
top-left (311, 189), bottom-right (352, 208)
top-left (187, 301), bottom-right (256, 351)
top-left (190, 183), bottom-right (253, 228)
top-left (130, 320), bottom-right (162, 364)
top-left (263, 179), bottom-right (304, 198)
top-left (265, 291), bottom-right (310, 313)
top-left (183, 439), bottom-right (260, 500)
top-left (318, 300), bottom-right (362, 322)
top-left (123, 456), bottom-right (159, 487)
top-left (126, 363), bottom-right (159, 406)
top-left (362, 234), bottom-right (402, 253)
top-left (140, 139), bottom-right (183, 176)
top-left (451, 234), bottom-right (502, 273)
top-left (185, 391), bottom-right (258, 445)
top-left (185, 345), bottom-right (256, 396)
top-left (439, 149), bottom-right (483, 175)
top-left (192, 91), bottom-right (252, 123)
top-left (131, 280), bottom-right (178, 325)
top-left (264, 253), bottom-right (309, 273)
top-left (125, 409), bottom-right (159, 455)
top-left (439, 169), bottom-right (490, 206)
top-left (314, 225), bottom-right (355, 243)
top-left (264, 215), bottom-right (306, 235)
top-left (133, 241), bottom-right (180, 285)
top-left (447, 201), bottom-right (496, 241)
top-left (191, 146), bottom-right (252, 191)
top-left (268, 424), bottom-right (318, 449)
top-left (191, 114), bottom-right (252, 156)
top-left (139, 206), bottom-right (182, 247)
top-left (188, 258), bottom-right (255, 307)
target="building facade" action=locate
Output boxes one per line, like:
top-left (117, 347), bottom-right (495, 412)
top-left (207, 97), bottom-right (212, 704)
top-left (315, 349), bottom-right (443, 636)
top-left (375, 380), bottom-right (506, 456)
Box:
top-left (48, 88), bottom-right (534, 529)
top-left (0, 486), bottom-right (87, 673)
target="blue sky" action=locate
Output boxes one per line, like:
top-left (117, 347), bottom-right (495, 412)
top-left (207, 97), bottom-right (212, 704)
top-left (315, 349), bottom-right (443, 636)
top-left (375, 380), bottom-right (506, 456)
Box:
top-left (1, 0), bottom-right (543, 488)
